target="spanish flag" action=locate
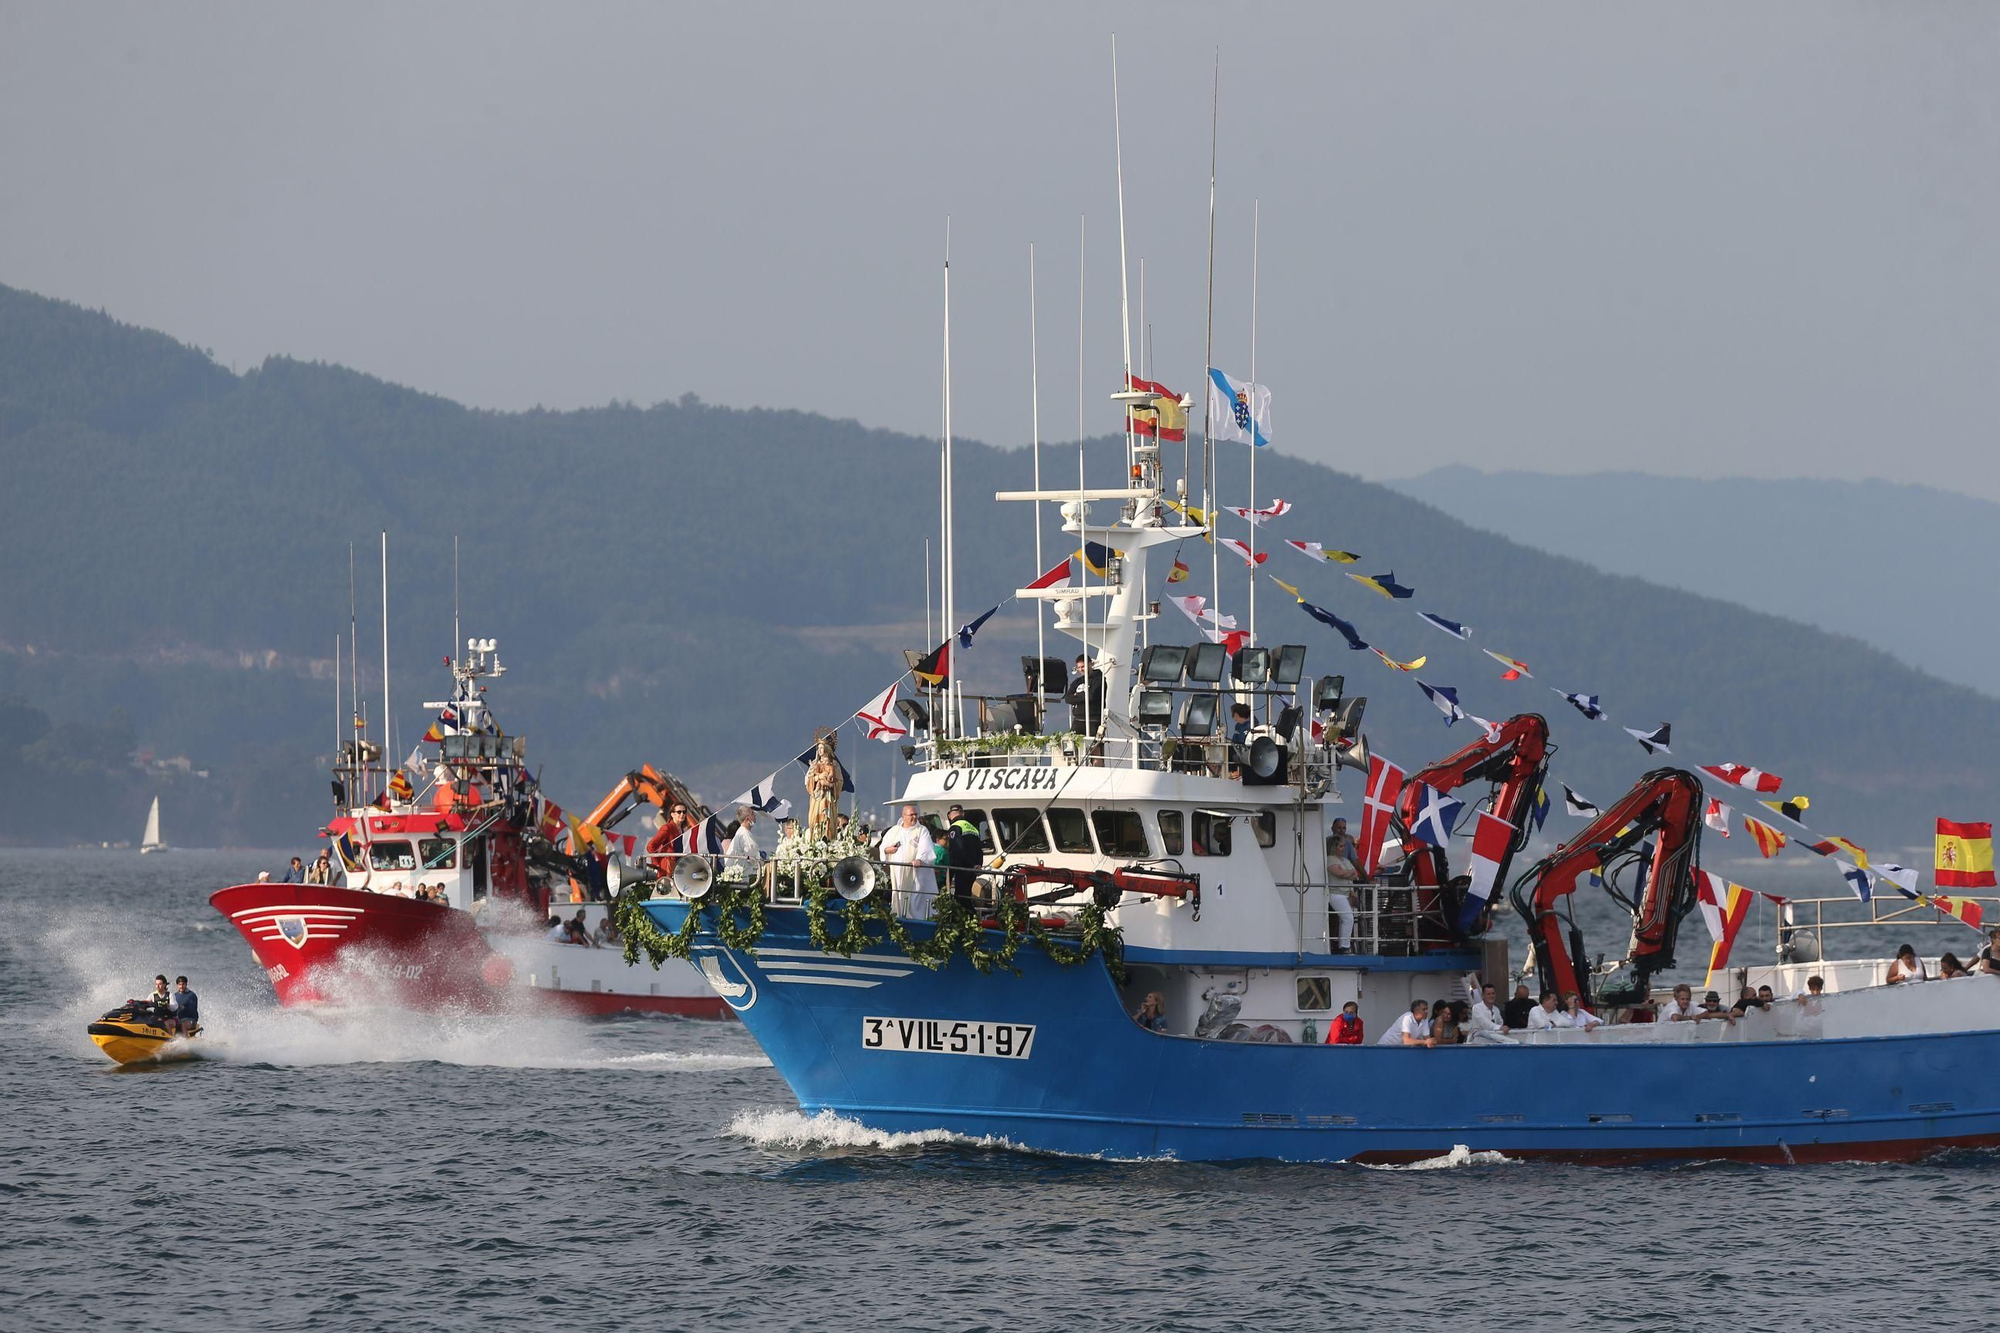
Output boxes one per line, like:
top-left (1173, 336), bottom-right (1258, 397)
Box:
top-left (1744, 815), bottom-right (1788, 858)
top-left (1124, 374), bottom-right (1187, 443)
top-left (1935, 818), bottom-right (1996, 889)
top-left (1167, 558), bottom-right (1189, 584)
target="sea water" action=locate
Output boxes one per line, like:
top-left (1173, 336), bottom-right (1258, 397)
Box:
top-left (2, 848), bottom-right (1990, 1332)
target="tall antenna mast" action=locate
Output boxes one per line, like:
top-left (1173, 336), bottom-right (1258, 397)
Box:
top-left (349, 542), bottom-right (363, 801)
top-left (453, 534), bottom-right (461, 666)
top-left (1248, 198), bottom-right (1260, 658)
top-left (1077, 213), bottom-right (1091, 691)
top-left (380, 531), bottom-right (391, 795)
top-left (1112, 35), bottom-right (1136, 480)
top-left (334, 632), bottom-right (342, 771)
top-left (1200, 52), bottom-right (1221, 634)
top-left (1030, 241), bottom-right (1047, 722)
top-left (941, 218), bottom-right (959, 740)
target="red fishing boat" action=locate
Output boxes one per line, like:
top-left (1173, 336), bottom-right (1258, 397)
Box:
top-left (211, 636), bottom-right (727, 1018)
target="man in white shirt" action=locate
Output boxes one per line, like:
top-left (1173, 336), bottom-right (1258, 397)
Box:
top-left (724, 805), bottom-right (762, 881)
top-left (1377, 1000), bottom-right (1433, 1046)
top-left (1325, 821), bottom-right (1359, 954)
top-left (1655, 983), bottom-right (1700, 1023)
top-left (1526, 993), bottom-right (1562, 1031)
top-left (879, 805), bottom-right (937, 919)
top-left (1467, 983), bottom-right (1508, 1041)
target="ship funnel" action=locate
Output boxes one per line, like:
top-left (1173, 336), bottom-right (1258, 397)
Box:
top-left (832, 856), bottom-right (878, 902)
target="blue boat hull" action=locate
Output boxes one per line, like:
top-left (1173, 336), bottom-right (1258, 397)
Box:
top-left (649, 903), bottom-right (2000, 1163)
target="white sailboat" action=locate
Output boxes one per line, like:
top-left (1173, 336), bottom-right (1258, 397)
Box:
top-left (139, 796), bottom-right (169, 854)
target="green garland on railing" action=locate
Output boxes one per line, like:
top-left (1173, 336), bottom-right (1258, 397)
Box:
top-left (613, 879), bottom-right (1123, 983)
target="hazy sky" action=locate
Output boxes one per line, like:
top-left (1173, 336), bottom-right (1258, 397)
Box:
top-left (4, 2), bottom-right (1997, 495)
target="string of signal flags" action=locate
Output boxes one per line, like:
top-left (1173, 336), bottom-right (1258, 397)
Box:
top-left (1130, 366), bottom-right (1994, 939)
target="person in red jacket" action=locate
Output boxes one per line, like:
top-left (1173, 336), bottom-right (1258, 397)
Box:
top-left (647, 802), bottom-right (693, 880)
top-left (1326, 1000), bottom-right (1364, 1045)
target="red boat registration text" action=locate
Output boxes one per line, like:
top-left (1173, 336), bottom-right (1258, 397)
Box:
top-left (862, 1016), bottom-right (1035, 1059)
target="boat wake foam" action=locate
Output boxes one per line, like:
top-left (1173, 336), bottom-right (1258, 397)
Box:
top-left (726, 1107), bottom-right (1009, 1153)
top-left (1363, 1144), bottom-right (1517, 1171)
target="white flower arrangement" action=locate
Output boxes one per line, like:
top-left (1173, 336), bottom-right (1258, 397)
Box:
top-left (771, 824), bottom-right (875, 889)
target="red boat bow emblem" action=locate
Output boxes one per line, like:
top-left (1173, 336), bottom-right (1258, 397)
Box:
top-left (277, 916), bottom-right (310, 948)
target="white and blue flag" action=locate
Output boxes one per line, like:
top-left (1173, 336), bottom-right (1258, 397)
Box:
top-left (729, 772), bottom-right (793, 821)
top-left (1406, 784), bottom-right (1465, 849)
top-left (1416, 679), bottom-right (1466, 727)
top-left (1206, 368), bottom-right (1271, 448)
top-left (1838, 859), bottom-right (1873, 904)
top-left (1553, 689), bottom-right (1606, 722)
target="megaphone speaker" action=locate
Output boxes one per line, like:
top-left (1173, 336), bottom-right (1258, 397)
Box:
top-left (1336, 735), bottom-right (1371, 773)
top-left (673, 856), bottom-right (715, 900)
top-left (1240, 734), bottom-right (1288, 787)
top-left (832, 856), bottom-right (878, 902)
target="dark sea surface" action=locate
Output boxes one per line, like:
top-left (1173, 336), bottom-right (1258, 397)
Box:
top-left (4, 848), bottom-right (1991, 1333)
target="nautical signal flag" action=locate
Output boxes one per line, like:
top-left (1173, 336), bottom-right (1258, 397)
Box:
top-left (1929, 894), bottom-right (1986, 930)
top-left (1457, 810), bottom-right (1516, 932)
top-left (1285, 540), bottom-right (1359, 564)
top-left (1027, 556), bottom-right (1073, 590)
top-left (1270, 576), bottom-right (1303, 600)
top-left (1808, 835), bottom-right (1869, 869)
top-left (1837, 860), bottom-right (1873, 904)
top-left (1876, 863), bottom-right (1921, 898)
top-left (1227, 499), bottom-right (1293, 524)
top-left (1935, 818), bottom-right (1996, 889)
top-left (1167, 558), bottom-right (1190, 584)
top-left (538, 799), bottom-right (566, 843)
top-left (1416, 679), bottom-right (1467, 727)
top-left (1348, 570), bottom-right (1414, 600)
top-left (1695, 871), bottom-right (1754, 984)
top-left (1704, 798), bottom-right (1733, 837)
top-left (729, 774), bottom-right (793, 821)
top-left (1370, 647), bottom-right (1426, 673)
top-left (1206, 367), bottom-right (1272, 448)
top-left (1217, 537), bottom-right (1268, 567)
top-left (1759, 796), bottom-right (1810, 827)
top-left (1744, 815), bottom-right (1788, 858)
top-left (1124, 374), bottom-right (1187, 442)
top-left (1563, 785), bottom-right (1601, 819)
top-left (1699, 763), bottom-right (1783, 794)
top-left (1359, 754), bottom-right (1406, 877)
top-left (1079, 542), bottom-right (1122, 577)
top-left (1301, 601), bottom-right (1369, 652)
top-left (1483, 650), bottom-right (1532, 681)
top-left (856, 682), bottom-right (908, 742)
top-left (1417, 612), bottom-right (1472, 640)
top-left (1406, 784), bottom-right (1465, 849)
top-left (956, 606), bottom-right (998, 649)
top-left (912, 639), bottom-right (951, 687)
top-left (1553, 689), bottom-right (1606, 722)
top-left (1529, 784), bottom-right (1551, 831)
top-left (1624, 722), bottom-right (1672, 755)
top-left (387, 770), bottom-right (414, 802)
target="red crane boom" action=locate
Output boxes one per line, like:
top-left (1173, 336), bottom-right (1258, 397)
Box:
top-left (1391, 713), bottom-right (1551, 939)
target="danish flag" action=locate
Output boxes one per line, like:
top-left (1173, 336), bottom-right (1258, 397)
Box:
top-left (1358, 754), bottom-right (1405, 878)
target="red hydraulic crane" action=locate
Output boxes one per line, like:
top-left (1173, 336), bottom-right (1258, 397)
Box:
top-left (1392, 713), bottom-right (1552, 940)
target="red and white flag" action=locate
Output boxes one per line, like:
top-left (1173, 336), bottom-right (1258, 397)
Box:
top-left (1700, 763), bottom-right (1783, 793)
top-left (1458, 810), bottom-right (1515, 926)
top-left (1026, 557), bottom-right (1072, 590)
top-left (856, 682), bottom-right (907, 742)
top-left (1358, 754), bottom-right (1406, 877)
top-left (1695, 869), bottom-right (1755, 983)
top-left (1217, 537), bottom-right (1268, 567)
top-left (1704, 797), bottom-right (1732, 837)
top-left (1227, 498), bottom-right (1293, 524)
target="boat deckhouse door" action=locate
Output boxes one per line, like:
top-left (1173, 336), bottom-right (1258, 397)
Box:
top-left (470, 837), bottom-right (489, 901)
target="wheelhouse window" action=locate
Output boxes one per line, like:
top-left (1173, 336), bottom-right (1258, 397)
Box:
top-left (1047, 807), bottom-right (1095, 854)
top-left (1091, 809), bottom-right (1150, 858)
top-left (1157, 810), bottom-right (1185, 857)
top-left (369, 841), bottom-right (416, 871)
top-left (418, 837), bottom-right (457, 870)
top-left (1297, 977), bottom-right (1333, 1011)
top-left (1252, 812), bottom-right (1277, 849)
top-left (1192, 812), bottom-right (1232, 857)
top-left (991, 808), bottom-right (1051, 855)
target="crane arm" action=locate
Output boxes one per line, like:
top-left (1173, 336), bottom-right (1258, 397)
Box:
top-left (1507, 766), bottom-right (1704, 1007)
top-left (1391, 713), bottom-right (1552, 938)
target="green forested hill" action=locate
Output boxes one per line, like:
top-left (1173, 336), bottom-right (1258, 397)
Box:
top-left (1, 282), bottom-right (1994, 861)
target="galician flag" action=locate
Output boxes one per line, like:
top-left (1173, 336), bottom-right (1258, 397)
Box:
top-left (1206, 367), bottom-right (1271, 448)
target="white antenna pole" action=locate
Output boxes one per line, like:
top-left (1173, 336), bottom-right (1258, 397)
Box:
top-left (453, 534), bottom-right (461, 665)
top-left (380, 531), bottom-right (391, 795)
top-left (1077, 213), bottom-right (1091, 721)
top-left (1139, 258), bottom-right (1146, 379)
top-left (1201, 53), bottom-right (1221, 639)
top-left (942, 218), bottom-right (960, 741)
top-left (1248, 197), bottom-right (1260, 662)
top-left (334, 632), bottom-right (341, 767)
top-left (349, 543), bottom-right (363, 800)
top-left (1112, 34), bottom-right (1136, 480)
top-left (1030, 241), bottom-right (1046, 724)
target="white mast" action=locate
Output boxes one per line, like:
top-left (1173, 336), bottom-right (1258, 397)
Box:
top-left (941, 218), bottom-right (959, 740)
top-left (1200, 54), bottom-right (1221, 638)
top-left (1077, 213), bottom-right (1091, 712)
top-left (334, 632), bottom-right (341, 768)
top-left (1112, 35), bottom-right (1136, 481)
top-left (453, 534), bottom-right (461, 667)
top-left (380, 531), bottom-right (391, 795)
top-left (348, 542), bottom-right (364, 802)
top-left (1248, 197), bottom-right (1260, 660)
top-left (1030, 241), bottom-right (1046, 723)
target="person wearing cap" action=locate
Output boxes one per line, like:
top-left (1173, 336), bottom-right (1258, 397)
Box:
top-left (944, 814), bottom-right (983, 901)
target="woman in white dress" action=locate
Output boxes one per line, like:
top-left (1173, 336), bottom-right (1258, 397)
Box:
top-left (1886, 943), bottom-right (1927, 985)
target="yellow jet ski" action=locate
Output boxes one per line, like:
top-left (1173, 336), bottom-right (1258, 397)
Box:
top-left (88, 1001), bottom-right (201, 1065)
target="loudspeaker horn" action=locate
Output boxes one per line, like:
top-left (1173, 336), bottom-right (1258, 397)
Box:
top-left (673, 856), bottom-right (715, 900)
top-left (1245, 734), bottom-right (1285, 781)
top-left (832, 855), bottom-right (878, 902)
top-left (605, 852), bottom-right (627, 896)
top-left (1335, 734), bottom-right (1370, 773)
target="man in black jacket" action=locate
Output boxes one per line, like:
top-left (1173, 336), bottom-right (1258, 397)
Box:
top-left (1064, 654), bottom-right (1104, 736)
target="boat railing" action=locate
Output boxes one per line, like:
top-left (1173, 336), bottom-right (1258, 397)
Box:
top-left (1280, 880), bottom-right (1464, 960)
